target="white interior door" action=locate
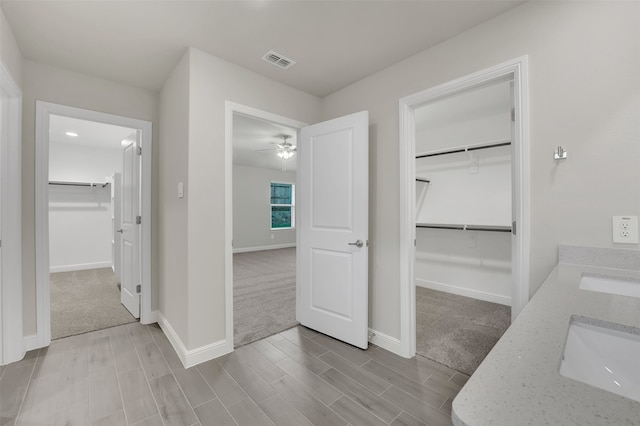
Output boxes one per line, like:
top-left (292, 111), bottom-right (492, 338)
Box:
top-left (120, 132), bottom-right (140, 318)
top-left (297, 111), bottom-right (369, 349)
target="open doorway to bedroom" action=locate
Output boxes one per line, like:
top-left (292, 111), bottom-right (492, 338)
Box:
top-left (231, 111), bottom-right (302, 347)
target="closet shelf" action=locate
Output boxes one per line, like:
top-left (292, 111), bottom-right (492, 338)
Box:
top-left (416, 139), bottom-right (511, 159)
top-left (416, 223), bottom-right (512, 233)
top-left (49, 180), bottom-right (110, 188)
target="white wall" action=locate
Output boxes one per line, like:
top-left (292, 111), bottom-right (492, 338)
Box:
top-left (320, 1), bottom-right (640, 340)
top-left (49, 142), bottom-right (122, 183)
top-left (158, 51), bottom-right (190, 344)
top-left (415, 79), bottom-right (511, 153)
top-left (0, 10), bottom-right (23, 363)
top-left (21, 60), bottom-right (159, 336)
top-left (414, 78), bottom-right (512, 304)
top-left (416, 146), bottom-right (511, 227)
top-left (48, 142), bottom-right (122, 272)
top-left (414, 149), bottom-right (512, 304)
top-left (416, 229), bottom-right (511, 305)
top-left (233, 164), bottom-right (296, 251)
top-left (0, 8), bottom-right (22, 87)
top-left (158, 47), bottom-right (320, 351)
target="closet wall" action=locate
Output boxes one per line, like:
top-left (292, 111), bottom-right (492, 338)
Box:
top-left (49, 142), bottom-right (122, 272)
top-left (414, 79), bottom-right (513, 305)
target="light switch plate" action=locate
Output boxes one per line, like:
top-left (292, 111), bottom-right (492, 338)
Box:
top-left (612, 216), bottom-right (638, 244)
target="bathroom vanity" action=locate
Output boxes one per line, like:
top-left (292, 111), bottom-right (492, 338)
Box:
top-left (452, 245), bottom-right (640, 426)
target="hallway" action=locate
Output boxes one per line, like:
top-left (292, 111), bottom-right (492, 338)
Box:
top-left (0, 323), bottom-right (465, 425)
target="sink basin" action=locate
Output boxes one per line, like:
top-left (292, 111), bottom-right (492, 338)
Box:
top-left (579, 274), bottom-right (640, 299)
top-left (559, 318), bottom-right (640, 402)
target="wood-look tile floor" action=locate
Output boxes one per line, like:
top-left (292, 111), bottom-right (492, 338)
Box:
top-left (0, 323), bottom-right (467, 426)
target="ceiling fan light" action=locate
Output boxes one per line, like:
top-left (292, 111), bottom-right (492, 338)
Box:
top-left (278, 150), bottom-right (295, 160)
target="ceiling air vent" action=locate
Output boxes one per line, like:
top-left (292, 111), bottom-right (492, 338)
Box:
top-left (262, 50), bottom-right (296, 70)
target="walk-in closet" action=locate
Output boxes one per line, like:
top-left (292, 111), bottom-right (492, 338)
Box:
top-left (414, 77), bottom-right (514, 375)
top-left (48, 115), bottom-right (138, 339)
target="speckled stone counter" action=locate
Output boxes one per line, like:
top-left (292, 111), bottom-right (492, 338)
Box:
top-left (452, 246), bottom-right (640, 426)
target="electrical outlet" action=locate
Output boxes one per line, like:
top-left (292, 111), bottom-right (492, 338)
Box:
top-left (612, 216), bottom-right (638, 244)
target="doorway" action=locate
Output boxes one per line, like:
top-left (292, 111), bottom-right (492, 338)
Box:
top-left (232, 112), bottom-right (300, 346)
top-left (47, 115), bottom-right (138, 339)
top-left (225, 102), bottom-right (371, 353)
top-left (226, 103), bottom-right (306, 348)
top-left (34, 101), bottom-right (153, 348)
top-left (398, 57), bottom-right (531, 361)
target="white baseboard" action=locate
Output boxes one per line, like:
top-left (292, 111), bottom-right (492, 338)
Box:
top-left (50, 261), bottom-right (112, 273)
top-left (233, 243), bottom-right (296, 254)
top-left (368, 328), bottom-right (403, 355)
top-left (24, 334), bottom-right (40, 352)
top-left (416, 278), bottom-right (511, 306)
top-left (156, 312), bottom-right (232, 369)
top-left (145, 310), bottom-right (159, 324)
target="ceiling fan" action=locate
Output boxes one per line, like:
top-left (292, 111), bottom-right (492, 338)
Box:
top-left (256, 135), bottom-right (296, 171)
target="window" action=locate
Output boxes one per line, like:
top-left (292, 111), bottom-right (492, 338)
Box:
top-left (271, 182), bottom-right (294, 229)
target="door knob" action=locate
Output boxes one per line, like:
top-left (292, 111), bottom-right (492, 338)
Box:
top-left (116, 229), bottom-right (124, 233)
top-left (348, 240), bottom-right (364, 248)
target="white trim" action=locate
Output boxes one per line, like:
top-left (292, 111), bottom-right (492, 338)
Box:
top-left (233, 243), bottom-right (296, 254)
top-left (50, 261), bottom-right (112, 273)
top-left (35, 103), bottom-right (51, 349)
top-left (0, 61), bottom-right (24, 365)
top-left (148, 310), bottom-right (159, 324)
top-left (35, 102), bottom-right (154, 348)
top-left (23, 334), bottom-right (40, 352)
top-left (157, 312), bottom-right (231, 369)
top-left (398, 56), bottom-right (531, 358)
top-left (416, 279), bottom-right (511, 306)
top-left (368, 328), bottom-right (403, 355)
top-left (510, 58), bottom-right (532, 322)
top-left (225, 101), bottom-right (307, 352)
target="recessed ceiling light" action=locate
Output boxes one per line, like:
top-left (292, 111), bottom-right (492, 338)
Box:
top-left (65, 131), bottom-right (78, 137)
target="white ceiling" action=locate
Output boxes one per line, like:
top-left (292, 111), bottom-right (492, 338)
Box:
top-left (50, 108), bottom-right (295, 171)
top-left (233, 113), bottom-right (298, 172)
top-left (50, 114), bottom-right (136, 149)
top-left (1, 0), bottom-right (525, 97)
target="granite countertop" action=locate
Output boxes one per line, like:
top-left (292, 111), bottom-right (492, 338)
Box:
top-left (452, 246), bottom-right (640, 426)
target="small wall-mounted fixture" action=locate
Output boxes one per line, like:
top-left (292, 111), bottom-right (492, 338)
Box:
top-left (554, 146), bottom-right (567, 160)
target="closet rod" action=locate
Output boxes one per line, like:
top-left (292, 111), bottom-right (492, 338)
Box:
top-left (416, 223), bottom-right (512, 233)
top-left (49, 181), bottom-right (110, 188)
top-left (415, 178), bottom-right (430, 183)
top-left (416, 140), bottom-right (511, 159)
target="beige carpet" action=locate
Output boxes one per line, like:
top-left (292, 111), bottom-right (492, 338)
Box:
top-left (233, 247), bottom-right (298, 347)
top-left (50, 267), bottom-right (137, 340)
top-left (416, 287), bottom-right (511, 375)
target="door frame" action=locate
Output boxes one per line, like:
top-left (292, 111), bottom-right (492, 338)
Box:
top-left (224, 101), bottom-right (306, 350)
top-left (34, 101), bottom-right (153, 348)
top-left (0, 62), bottom-right (23, 365)
top-left (398, 56), bottom-right (531, 358)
